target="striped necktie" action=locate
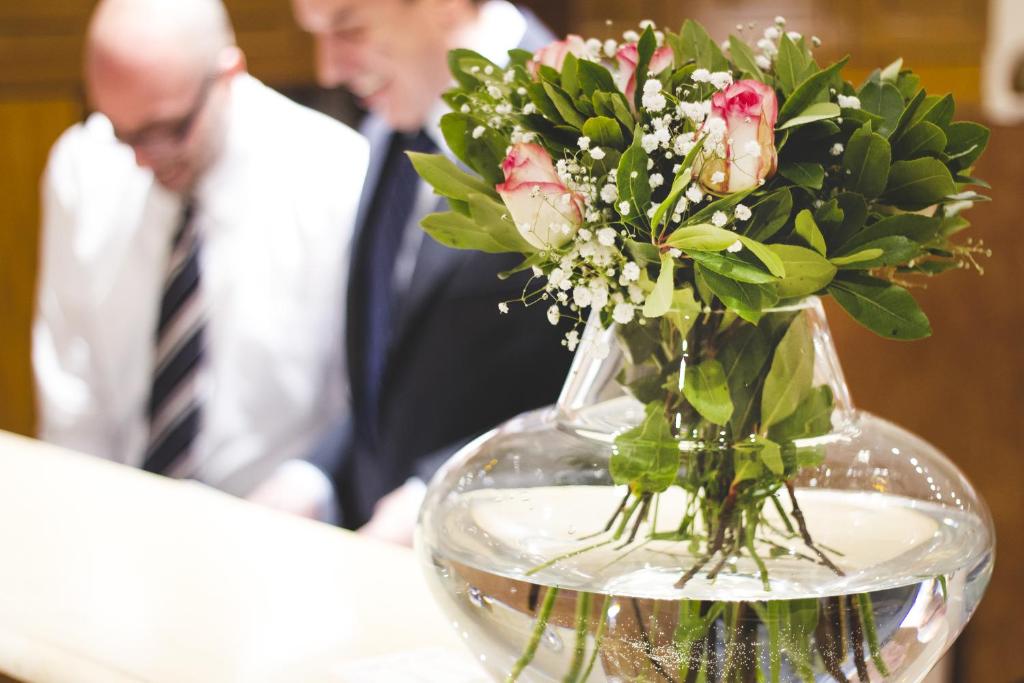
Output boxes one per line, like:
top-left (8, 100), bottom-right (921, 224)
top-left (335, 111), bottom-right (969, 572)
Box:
top-left (143, 200), bottom-right (205, 476)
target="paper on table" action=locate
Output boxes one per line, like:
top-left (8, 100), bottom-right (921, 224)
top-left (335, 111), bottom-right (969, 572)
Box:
top-left (334, 647), bottom-right (490, 682)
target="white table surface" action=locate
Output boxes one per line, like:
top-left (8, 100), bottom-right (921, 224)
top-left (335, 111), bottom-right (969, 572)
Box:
top-left (0, 431), bottom-right (487, 683)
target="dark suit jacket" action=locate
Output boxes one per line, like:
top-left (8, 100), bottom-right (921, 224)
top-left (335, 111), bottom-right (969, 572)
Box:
top-left (315, 9), bottom-right (569, 528)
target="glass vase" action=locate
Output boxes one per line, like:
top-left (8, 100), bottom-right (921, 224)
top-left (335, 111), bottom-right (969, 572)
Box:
top-left (416, 297), bottom-right (994, 683)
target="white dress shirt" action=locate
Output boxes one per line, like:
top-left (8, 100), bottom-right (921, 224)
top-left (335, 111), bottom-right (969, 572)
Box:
top-left (33, 74), bottom-right (368, 497)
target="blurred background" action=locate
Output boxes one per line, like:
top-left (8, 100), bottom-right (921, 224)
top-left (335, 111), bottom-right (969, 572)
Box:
top-left (0, 1), bottom-right (1020, 680)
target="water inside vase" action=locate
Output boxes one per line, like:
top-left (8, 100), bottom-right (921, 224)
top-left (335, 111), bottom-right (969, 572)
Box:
top-left (423, 485), bottom-right (992, 682)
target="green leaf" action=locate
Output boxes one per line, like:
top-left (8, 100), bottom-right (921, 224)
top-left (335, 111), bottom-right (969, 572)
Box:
top-left (944, 122), bottom-right (990, 171)
top-left (888, 88), bottom-right (926, 142)
top-left (625, 238), bottom-right (660, 266)
top-left (768, 244), bottom-right (837, 298)
top-left (745, 189), bottom-right (793, 241)
top-left (526, 82), bottom-right (564, 123)
top-left (828, 274), bottom-right (932, 340)
top-left (830, 235), bottom-right (919, 270)
top-left (778, 58), bottom-right (849, 122)
top-left (858, 81), bottom-right (904, 136)
top-left (894, 121), bottom-right (947, 160)
top-left (794, 209), bottom-right (827, 255)
top-left (841, 125), bottom-right (892, 198)
top-left (775, 34), bottom-right (813, 96)
top-left (560, 52), bottom-right (580, 95)
top-left (440, 113), bottom-right (506, 185)
top-left (777, 102), bottom-right (841, 131)
top-left (884, 157), bottom-right (956, 209)
top-left (827, 193), bottom-right (869, 250)
top-left (839, 213), bottom-right (942, 252)
top-left (578, 60), bottom-right (617, 96)
top-left (582, 116), bottom-right (625, 150)
top-left (761, 311), bottom-right (815, 430)
top-left (688, 249), bottom-right (777, 284)
top-left (665, 286), bottom-right (702, 338)
top-left (407, 152), bottom-right (496, 202)
top-left (665, 223), bottom-right (738, 251)
top-left (643, 253), bottom-right (675, 318)
top-left (696, 265), bottom-right (779, 323)
top-left (617, 131), bottom-right (651, 223)
top-left (913, 93), bottom-right (955, 129)
top-left (683, 359), bottom-right (734, 425)
top-left (680, 20), bottom-right (729, 71)
top-left (728, 35), bottom-right (765, 81)
top-left (737, 235), bottom-right (787, 277)
top-left (769, 386), bottom-right (835, 443)
top-left (421, 210), bottom-right (511, 253)
top-left (610, 402), bottom-right (681, 493)
top-left (830, 249), bottom-right (883, 266)
top-left (543, 82), bottom-right (587, 129)
top-left (779, 161), bottom-right (825, 189)
top-left (447, 48), bottom-right (492, 89)
top-left (720, 325), bottom-right (771, 437)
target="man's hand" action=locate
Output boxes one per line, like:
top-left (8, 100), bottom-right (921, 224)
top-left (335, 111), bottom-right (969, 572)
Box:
top-left (246, 460), bottom-right (336, 522)
top-left (357, 479), bottom-right (427, 547)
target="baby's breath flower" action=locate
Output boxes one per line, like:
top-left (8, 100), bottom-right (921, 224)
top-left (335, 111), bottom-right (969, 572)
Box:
top-left (726, 240), bottom-right (744, 253)
top-left (830, 143), bottom-right (845, 156)
top-left (577, 136), bottom-right (591, 150)
top-left (547, 305), bottom-right (561, 325)
top-left (618, 200), bottom-right (631, 215)
top-left (649, 173), bottom-right (665, 189)
top-left (590, 146), bottom-right (606, 160)
top-left (685, 185), bottom-right (704, 203)
top-left (709, 71), bottom-right (734, 90)
top-left (837, 94), bottom-right (861, 109)
top-left (603, 39), bottom-right (617, 57)
top-left (573, 286), bottom-right (593, 308)
top-left (755, 55), bottom-right (772, 70)
top-left (735, 204), bottom-right (752, 221)
top-left (622, 262), bottom-right (641, 281)
top-left (498, 302), bottom-right (509, 314)
top-left (565, 329), bottom-right (580, 352)
top-left (712, 211), bottom-right (728, 227)
top-left (600, 184), bottom-right (618, 204)
top-left (612, 302), bottom-right (635, 324)
top-left (472, 125), bottom-right (485, 139)
top-left (597, 227), bottom-right (617, 246)
top-left (710, 171), bottom-right (726, 185)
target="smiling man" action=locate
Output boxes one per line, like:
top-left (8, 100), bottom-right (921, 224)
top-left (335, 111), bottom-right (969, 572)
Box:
top-left (33, 0), bottom-right (368, 504)
top-left (285, 0), bottom-right (573, 543)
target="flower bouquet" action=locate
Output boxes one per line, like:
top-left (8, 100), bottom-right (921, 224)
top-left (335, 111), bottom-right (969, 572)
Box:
top-left (411, 17), bottom-right (994, 683)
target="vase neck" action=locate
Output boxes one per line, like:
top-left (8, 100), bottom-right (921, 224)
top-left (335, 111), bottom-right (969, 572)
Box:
top-left (556, 298), bottom-right (855, 439)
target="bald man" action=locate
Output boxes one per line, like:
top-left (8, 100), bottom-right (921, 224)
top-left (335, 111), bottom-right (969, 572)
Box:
top-left (33, 0), bottom-right (368, 506)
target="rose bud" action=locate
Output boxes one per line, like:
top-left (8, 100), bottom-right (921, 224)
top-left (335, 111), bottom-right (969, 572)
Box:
top-left (698, 79), bottom-right (778, 194)
top-left (529, 35), bottom-right (588, 77)
top-left (496, 143), bottom-right (584, 249)
top-left (614, 43), bottom-right (674, 102)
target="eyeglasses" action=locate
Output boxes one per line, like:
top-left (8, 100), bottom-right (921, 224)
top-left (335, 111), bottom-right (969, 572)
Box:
top-left (113, 74), bottom-right (219, 152)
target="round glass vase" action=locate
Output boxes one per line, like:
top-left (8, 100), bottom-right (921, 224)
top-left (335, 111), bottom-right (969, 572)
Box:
top-left (416, 297), bottom-right (994, 683)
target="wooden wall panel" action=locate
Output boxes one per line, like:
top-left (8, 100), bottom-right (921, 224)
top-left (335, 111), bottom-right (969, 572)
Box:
top-left (0, 99), bottom-right (83, 436)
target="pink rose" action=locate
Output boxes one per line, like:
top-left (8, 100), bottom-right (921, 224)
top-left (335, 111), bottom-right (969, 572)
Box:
top-left (496, 143), bottom-right (584, 249)
top-left (698, 80), bottom-right (778, 193)
top-left (529, 35), bottom-right (588, 77)
top-left (614, 43), bottom-right (674, 101)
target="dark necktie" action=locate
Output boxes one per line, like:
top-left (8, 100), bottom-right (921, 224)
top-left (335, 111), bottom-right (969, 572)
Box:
top-left (143, 200), bottom-right (205, 475)
top-left (352, 130), bottom-right (436, 446)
